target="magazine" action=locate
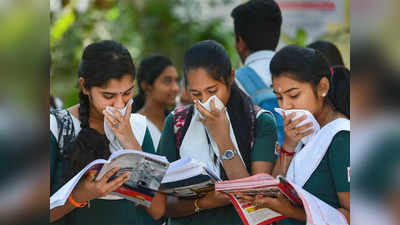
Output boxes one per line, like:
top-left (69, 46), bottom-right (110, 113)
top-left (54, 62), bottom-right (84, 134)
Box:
top-left (50, 149), bottom-right (169, 209)
top-left (215, 173), bottom-right (302, 225)
top-left (216, 173), bottom-right (348, 225)
top-left (160, 157), bottom-right (221, 199)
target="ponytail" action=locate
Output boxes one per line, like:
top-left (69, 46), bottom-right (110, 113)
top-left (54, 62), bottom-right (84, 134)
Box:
top-left (78, 91), bottom-right (90, 129)
top-left (327, 66), bottom-right (350, 119)
top-left (132, 92), bottom-right (145, 113)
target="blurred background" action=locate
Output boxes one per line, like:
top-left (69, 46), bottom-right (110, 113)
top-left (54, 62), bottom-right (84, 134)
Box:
top-left (50, 0), bottom-right (349, 108)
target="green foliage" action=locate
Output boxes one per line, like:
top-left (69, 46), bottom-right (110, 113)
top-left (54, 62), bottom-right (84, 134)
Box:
top-left (50, 0), bottom-right (239, 107)
top-left (281, 28), bottom-right (308, 46)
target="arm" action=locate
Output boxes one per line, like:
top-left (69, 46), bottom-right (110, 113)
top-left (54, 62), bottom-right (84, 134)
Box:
top-left (144, 192), bottom-right (166, 220)
top-left (272, 112), bottom-right (313, 177)
top-left (50, 168), bottom-right (130, 222)
top-left (337, 192), bottom-right (350, 223)
top-left (329, 131), bottom-right (350, 224)
top-left (194, 99), bottom-right (249, 179)
top-left (165, 190), bottom-right (231, 218)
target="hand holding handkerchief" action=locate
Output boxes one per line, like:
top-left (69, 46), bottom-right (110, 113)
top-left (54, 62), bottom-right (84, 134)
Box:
top-left (274, 108), bottom-right (320, 145)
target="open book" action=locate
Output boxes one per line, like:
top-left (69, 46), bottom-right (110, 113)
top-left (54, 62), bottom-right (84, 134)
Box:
top-left (216, 173), bottom-right (301, 225)
top-left (216, 173), bottom-right (348, 225)
top-left (50, 150), bottom-right (169, 209)
top-left (160, 157), bottom-right (221, 199)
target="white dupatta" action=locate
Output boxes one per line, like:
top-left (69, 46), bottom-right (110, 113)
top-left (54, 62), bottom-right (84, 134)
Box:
top-left (286, 118), bottom-right (350, 225)
top-left (178, 96), bottom-right (246, 177)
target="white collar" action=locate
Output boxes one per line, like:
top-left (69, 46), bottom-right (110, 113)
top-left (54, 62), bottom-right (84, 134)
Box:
top-left (244, 50), bottom-right (275, 66)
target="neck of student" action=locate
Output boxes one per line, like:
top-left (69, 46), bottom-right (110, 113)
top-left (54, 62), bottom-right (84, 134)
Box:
top-left (315, 103), bottom-right (343, 128)
top-left (140, 97), bottom-right (166, 131)
top-left (241, 50), bottom-right (251, 64)
top-left (88, 104), bottom-right (105, 134)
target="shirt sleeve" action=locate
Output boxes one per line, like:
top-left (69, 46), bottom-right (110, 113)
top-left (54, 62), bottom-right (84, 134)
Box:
top-left (250, 112), bottom-right (278, 162)
top-left (328, 130), bottom-right (350, 192)
top-left (156, 113), bottom-right (179, 162)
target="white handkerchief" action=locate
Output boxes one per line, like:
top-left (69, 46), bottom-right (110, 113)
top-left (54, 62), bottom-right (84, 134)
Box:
top-left (198, 95), bottom-right (225, 119)
top-left (104, 99), bottom-right (133, 153)
top-left (274, 108), bottom-right (320, 145)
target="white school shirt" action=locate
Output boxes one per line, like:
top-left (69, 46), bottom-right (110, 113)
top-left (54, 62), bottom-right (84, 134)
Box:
top-left (235, 50), bottom-right (275, 95)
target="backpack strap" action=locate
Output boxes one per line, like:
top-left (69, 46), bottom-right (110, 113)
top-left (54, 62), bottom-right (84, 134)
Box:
top-left (235, 66), bottom-right (275, 105)
top-left (50, 109), bottom-right (76, 155)
top-left (172, 105), bottom-right (194, 156)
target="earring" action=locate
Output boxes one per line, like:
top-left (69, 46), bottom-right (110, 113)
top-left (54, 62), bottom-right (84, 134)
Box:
top-left (322, 93), bottom-right (326, 97)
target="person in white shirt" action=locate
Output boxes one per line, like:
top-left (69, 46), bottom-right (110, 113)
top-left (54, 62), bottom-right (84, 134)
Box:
top-left (231, 0), bottom-right (285, 145)
top-left (231, 0), bottom-right (282, 93)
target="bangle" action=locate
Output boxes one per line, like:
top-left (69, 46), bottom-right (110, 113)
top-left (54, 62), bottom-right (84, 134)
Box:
top-left (280, 146), bottom-right (295, 157)
top-left (68, 194), bottom-right (88, 208)
top-left (194, 199), bottom-right (201, 213)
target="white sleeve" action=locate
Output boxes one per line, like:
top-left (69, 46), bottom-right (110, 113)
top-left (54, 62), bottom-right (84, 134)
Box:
top-left (50, 114), bottom-right (59, 141)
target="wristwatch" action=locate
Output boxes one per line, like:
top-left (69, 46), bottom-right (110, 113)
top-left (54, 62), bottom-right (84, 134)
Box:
top-left (220, 149), bottom-right (238, 160)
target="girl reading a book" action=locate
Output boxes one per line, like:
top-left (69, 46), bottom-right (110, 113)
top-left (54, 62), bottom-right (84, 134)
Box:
top-left (50, 40), bottom-right (166, 225)
top-left (238, 45), bottom-right (350, 224)
top-left (156, 40), bottom-right (278, 225)
top-left (132, 55), bottom-right (180, 150)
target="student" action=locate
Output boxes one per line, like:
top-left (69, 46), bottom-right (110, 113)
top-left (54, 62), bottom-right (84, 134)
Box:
top-left (50, 40), bottom-right (165, 225)
top-left (157, 40), bottom-right (278, 225)
top-left (231, 0), bottom-right (284, 145)
top-left (239, 45), bottom-right (350, 225)
top-left (307, 40), bottom-right (345, 67)
top-left (133, 55), bottom-right (180, 150)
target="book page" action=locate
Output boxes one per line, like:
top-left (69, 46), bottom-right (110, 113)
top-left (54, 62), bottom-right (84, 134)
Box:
top-left (161, 179), bottom-right (215, 198)
top-left (50, 159), bottom-right (106, 209)
top-left (96, 151), bottom-right (169, 206)
top-left (289, 181), bottom-right (348, 225)
top-left (227, 193), bottom-right (285, 225)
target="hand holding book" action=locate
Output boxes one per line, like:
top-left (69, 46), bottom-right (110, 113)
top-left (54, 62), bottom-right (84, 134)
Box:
top-left (71, 167), bottom-right (130, 203)
top-left (234, 191), bottom-right (306, 222)
top-left (197, 190), bottom-right (231, 210)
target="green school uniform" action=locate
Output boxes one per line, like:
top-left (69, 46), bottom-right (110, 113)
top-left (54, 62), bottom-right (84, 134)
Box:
top-left (283, 130), bottom-right (350, 225)
top-left (50, 111), bottom-right (164, 225)
top-left (157, 112), bottom-right (278, 225)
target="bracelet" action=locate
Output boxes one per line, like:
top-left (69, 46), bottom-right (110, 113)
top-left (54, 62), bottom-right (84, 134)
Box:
top-left (280, 146), bottom-right (295, 157)
top-left (194, 199), bottom-right (201, 213)
top-left (68, 194), bottom-right (88, 208)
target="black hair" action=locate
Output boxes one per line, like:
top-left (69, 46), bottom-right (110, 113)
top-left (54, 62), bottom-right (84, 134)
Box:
top-left (270, 45), bottom-right (350, 118)
top-left (70, 128), bottom-right (111, 176)
top-left (69, 40), bottom-right (135, 176)
top-left (183, 40), bottom-right (256, 174)
top-left (132, 55), bottom-right (173, 112)
top-left (231, 0), bottom-right (282, 51)
top-left (307, 40), bottom-right (344, 66)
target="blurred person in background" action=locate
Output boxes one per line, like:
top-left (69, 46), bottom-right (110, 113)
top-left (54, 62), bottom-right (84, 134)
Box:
top-left (50, 40), bottom-right (165, 225)
top-left (175, 79), bottom-right (193, 108)
top-left (132, 55), bottom-right (179, 150)
top-left (231, 0), bottom-right (285, 146)
top-left (239, 45), bottom-right (350, 224)
top-left (351, 41), bottom-right (400, 225)
top-left (307, 40), bottom-right (345, 67)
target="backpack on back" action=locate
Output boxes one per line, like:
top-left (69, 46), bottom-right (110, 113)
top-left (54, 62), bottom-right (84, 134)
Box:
top-left (235, 66), bottom-right (284, 146)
